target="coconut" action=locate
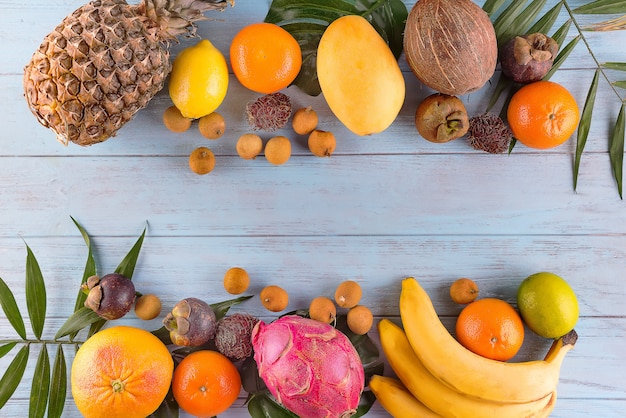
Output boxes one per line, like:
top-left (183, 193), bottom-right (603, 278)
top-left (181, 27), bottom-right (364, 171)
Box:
top-left (404, 0), bottom-right (498, 95)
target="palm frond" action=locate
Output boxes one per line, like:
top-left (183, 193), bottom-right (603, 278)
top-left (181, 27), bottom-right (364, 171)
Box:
top-left (485, 0), bottom-right (626, 196)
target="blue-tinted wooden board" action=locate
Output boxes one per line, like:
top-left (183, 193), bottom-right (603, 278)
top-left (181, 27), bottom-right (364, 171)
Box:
top-left (0, 0), bottom-right (625, 417)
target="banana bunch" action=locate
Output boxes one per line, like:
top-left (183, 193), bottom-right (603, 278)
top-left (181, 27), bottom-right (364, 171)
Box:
top-left (372, 277), bottom-right (577, 418)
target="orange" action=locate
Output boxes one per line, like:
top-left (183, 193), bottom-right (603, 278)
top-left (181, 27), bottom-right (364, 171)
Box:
top-left (230, 22), bottom-right (302, 94)
top-left (70, 326), bottom-right (174, 418)
top-left (507, 80), bottom-right (580, 149)
top-left (455, 298), bottom-right (524, 361)
top-left (172, 350), bottom-right (241, 417)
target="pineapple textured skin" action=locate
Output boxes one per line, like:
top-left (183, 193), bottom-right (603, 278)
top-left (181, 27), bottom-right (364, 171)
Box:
top-left (23, 0), bottom-right (231, 146)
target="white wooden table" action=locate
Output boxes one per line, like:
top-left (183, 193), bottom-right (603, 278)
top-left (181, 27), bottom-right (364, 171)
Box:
top-left (1, 0), bottom-right (625, 417)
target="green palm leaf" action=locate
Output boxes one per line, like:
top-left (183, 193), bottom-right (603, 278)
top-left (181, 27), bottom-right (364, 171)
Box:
top-left (483, 0), bottom-right (509, 15)
top-left (0, 345), bottom-right (29, 409)
top-left (573, 0), bottom-right (626, 14)
top-left (29, 345), bottom-right (51, 418)
top-left (613, 81), bottom-right (626, 89)
top-left (70, 217), bottom-right (97, 341)
top-left (25, 245), bottom-right (46, 340)
top-left (47, 344), bottom-right (67, 418)
top-left (603, 62), bottom-right (626, 71)
top-left (550, 18), bottom-right (573, 47)
top-left (0, 278), bottom-right (27, 339)
top-left (610, 104), bottom-right (625, 198)
top-left (574, 69), bottom-right (600, 191)
top-left (71, 217), bottom-right (97, 311)
top-left (211, 295), bottom-right (254, 320)
top-left (544, 35), bottom-right (581, 80)
top-left (115, 225), bottom-right (147, 279)
top-left (498, 0), bottom-right (549, 44)
top-left (87, 319), bottom-right (107, 338)
top-left (527, 1), bottom-right (563, 34)
top-left (55, 307), bottom-right (101, 340)
top-left (0, 342), bottom-right (17, 359)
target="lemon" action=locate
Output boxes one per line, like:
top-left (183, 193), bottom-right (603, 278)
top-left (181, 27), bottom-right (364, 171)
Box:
top-left (517, 272), bottom-right (579, 339)
top-left (169, 39), bottom-right (229, 119)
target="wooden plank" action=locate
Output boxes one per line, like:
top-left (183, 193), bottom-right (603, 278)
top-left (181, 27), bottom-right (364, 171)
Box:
top-left (4, 68), bottom-right (623, 155)
top-left (2, 0), bottom-right (625, 416)
top-left (0, 234), bottom-right (623, 318)
top-left (0, 317), bottom-right (624, 416)
top-left (0, 153), bottom-right (624, 238)
top-left (3, 0), bottom-right (620, 76)
top-left (0, 398), bottom-right (625, 418)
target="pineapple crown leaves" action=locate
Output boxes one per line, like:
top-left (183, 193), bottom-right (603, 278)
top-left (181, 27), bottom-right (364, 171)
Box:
top-left (484, 0), bottom-right (626, 198)
top-left (0, 217), bottom-right (147, 417)
top-left (139, 0), bottom-right (234, 41)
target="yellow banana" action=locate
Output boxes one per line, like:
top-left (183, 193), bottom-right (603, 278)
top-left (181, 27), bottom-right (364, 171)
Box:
top-left (378, 319), bottom-right (555, 418)
top-left (534, 390), bottom-right (558, 418)
top-left (399, 277), bottom-right (577, 404)
top-left (369, 375), bottom-right (442, 418)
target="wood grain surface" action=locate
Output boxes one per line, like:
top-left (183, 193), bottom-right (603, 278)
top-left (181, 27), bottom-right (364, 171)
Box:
top-left (1, 0), bottom-right (625, 417)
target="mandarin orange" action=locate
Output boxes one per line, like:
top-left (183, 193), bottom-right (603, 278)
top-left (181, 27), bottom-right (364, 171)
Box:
top-left (507, 80), bottom-right (579, 149)
top-left (172, 350), bottom-right (241, 417)
top-left (455, 298), bottom-right (524, 361)
top-left (71, 326), bottom-right (173, 418)
top-left (230, 22), bottom-right (302, 94)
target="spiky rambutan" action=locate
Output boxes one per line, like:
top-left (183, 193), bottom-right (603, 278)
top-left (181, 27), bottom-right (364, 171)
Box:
top-left (467, 113), bottom-right (513, 154)
top-left (246, 92), bottom-right (292, 132)
top-left (215, 313), bottom-right (259, 360)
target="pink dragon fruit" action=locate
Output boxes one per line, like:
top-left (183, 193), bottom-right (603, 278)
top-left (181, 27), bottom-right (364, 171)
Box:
top-left (251, 315), bottom-right (365, 418)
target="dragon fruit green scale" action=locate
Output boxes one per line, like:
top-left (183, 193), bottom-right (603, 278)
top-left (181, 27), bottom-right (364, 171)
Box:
top-left (251, 315), bottom-right (365, 418)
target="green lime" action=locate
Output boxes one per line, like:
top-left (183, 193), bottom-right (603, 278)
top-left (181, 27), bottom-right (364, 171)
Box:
top-left (517, 272), bottom-right (579, 339)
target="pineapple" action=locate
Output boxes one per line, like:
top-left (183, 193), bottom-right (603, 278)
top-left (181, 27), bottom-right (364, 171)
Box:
top-left (23, 0), bottom-right (232, 146)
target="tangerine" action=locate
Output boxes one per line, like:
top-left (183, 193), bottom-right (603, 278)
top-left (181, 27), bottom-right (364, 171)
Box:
top-left (455, 298), bottom-right (524, 361)
top-left (507, 80), bottom-right (580, 149)
top-left (230, 22), bottom-right (302, 94)
top-left (172, 350), bottom-right (241, 417)
top-left (71, 326), bottom-right (173, 418)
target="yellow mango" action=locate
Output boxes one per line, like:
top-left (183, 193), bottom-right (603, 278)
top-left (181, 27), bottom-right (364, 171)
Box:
top-left (317, 15), bottom-right (405, 136)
